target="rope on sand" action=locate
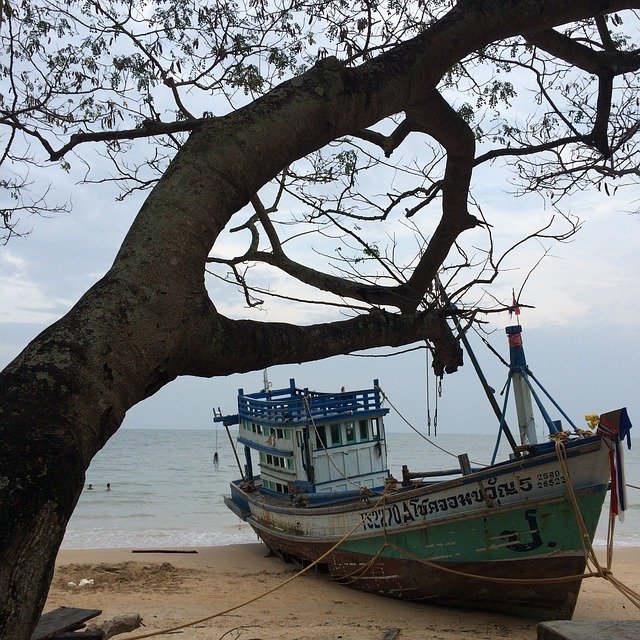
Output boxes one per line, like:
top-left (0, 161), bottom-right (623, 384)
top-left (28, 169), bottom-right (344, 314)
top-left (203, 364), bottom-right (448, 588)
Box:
top-left (127, 436), bottom-right (640, 638)
top-left (126, 489), bottom-right (394, 639)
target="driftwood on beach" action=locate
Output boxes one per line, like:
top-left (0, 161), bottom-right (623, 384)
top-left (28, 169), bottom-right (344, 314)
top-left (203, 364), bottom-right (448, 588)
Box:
top-left (131, 549), bottom-right (198, 554)
top-left (31, 607), bottom-right (101, 640)
top-left (86, 614), bottom-right (143, 639)
top-left (31, 608), bottom-right (142, 640)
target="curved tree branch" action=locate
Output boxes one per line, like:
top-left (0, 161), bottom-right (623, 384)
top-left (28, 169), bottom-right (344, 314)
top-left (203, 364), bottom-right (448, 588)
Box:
top-left (202, 307), bottom-right (464, 377)
top-left (525, 27), bottom-right (640, 75)
top-left (352, 118), bottom-right (414, 157)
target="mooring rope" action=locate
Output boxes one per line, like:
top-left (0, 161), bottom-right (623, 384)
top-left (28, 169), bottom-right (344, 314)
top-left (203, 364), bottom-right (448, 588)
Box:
top-left (127, 433), bottom-right (639, 638)
top-left (551, 433), bottom-right (640, 609)
top-left (126, 487), bottom-right (394, 639)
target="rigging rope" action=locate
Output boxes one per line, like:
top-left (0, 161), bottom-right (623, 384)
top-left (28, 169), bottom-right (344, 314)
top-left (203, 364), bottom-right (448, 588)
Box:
top-left (471, 326), bottom-right (510, 369)
top-left (128, 433), bottom-right (639, 640)
top-left (380, 390), bottom-right (486, 467)
top-left (426, 344), bottom-right (431, 436)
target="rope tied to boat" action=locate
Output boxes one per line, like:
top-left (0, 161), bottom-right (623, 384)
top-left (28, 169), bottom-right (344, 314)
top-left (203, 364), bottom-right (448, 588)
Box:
top-left (552, 435), bottom-right (640, 609)
top-left (127, 430), bottom-right (640, 638)
top-left (125, 484), bottom-right (399, 639)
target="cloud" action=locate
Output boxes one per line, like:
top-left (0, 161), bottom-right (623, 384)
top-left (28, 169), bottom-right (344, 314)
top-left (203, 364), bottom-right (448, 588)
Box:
top-left (0, 251), bottom-right (72, 324)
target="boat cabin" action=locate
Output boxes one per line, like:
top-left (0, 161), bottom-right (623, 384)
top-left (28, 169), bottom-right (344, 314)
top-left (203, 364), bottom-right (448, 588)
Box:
top-left (215, 378), bottom-right (390, 500)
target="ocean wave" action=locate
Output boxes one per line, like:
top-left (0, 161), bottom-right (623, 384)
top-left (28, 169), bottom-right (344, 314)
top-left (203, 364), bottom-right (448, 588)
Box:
top-left (62, 526), bottom-right (257, 549)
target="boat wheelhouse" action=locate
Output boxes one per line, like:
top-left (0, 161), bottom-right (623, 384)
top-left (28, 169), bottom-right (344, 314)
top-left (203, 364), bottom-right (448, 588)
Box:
top-left (216, 378), bottom-right (390, 502)
top-left (215, 326), bottom-right (633, 620)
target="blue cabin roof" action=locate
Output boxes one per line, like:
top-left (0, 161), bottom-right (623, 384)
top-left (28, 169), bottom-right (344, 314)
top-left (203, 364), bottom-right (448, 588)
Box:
top-left (214, 378), bottom-right (389, 428)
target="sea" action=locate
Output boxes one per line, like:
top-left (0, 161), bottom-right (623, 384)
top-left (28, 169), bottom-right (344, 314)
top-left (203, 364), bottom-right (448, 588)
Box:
top-left (62, 429), bottom-right (640, 549)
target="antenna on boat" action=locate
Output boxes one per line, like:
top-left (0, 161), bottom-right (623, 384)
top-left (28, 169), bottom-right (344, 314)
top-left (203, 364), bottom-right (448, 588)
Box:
top-left (212, 407), bottom-right (221, 469)
top-left (263, 369), bottom-right (272, 394)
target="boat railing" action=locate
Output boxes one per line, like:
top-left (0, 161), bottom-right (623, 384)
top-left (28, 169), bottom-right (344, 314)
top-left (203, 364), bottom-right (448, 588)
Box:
top-left (401, 454), bottom-right (481, 486)
top-left (238, 386), bottom-right (384, 425)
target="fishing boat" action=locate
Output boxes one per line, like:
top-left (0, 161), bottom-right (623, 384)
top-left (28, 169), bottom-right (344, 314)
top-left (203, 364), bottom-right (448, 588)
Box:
top-left (215, 325), bottom-right (632, 620)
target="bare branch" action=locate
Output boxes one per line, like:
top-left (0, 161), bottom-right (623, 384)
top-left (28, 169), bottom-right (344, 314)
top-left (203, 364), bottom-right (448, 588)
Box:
top-left (352, 119), bottom-right (414, 157)
top-left (526, 28), bottom-right (640, 76)
top-left (48, 119), bottom-right (207, 161)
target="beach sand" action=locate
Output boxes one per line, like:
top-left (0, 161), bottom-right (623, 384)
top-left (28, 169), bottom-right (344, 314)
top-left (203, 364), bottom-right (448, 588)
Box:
top-left (46, 544), bottom-right (640, 640)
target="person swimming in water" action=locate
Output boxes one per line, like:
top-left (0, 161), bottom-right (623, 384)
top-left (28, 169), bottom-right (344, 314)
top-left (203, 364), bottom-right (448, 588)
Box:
top-left (213, 452), bottom-right (219, 469)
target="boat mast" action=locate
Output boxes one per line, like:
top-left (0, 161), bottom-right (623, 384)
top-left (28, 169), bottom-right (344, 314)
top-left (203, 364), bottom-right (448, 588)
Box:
top-left (506, 325), bottom-right (538, 445)
top-left (436, 280), bottom-right (519, 453)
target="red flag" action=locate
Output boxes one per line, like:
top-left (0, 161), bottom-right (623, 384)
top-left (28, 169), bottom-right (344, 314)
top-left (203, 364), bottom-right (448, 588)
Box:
top-left (510, 289), bottom-right (521, 317)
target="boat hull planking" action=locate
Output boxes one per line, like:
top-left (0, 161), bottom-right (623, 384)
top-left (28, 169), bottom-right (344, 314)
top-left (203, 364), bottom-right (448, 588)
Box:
top-left (229, 438), bottom-right (610, 620)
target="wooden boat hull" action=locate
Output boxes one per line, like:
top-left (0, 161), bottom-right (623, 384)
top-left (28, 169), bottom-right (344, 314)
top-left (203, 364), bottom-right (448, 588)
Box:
top-left (256, 529), bottom-right (589, 619)
top-left (227, 437), bottom-right (610, 620)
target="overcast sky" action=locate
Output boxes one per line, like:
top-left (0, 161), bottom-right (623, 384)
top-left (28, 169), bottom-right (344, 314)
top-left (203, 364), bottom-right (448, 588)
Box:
top-left (2, 30), bottom-right (640, 444)
top-left (2, 155), bottom-right (639, 442)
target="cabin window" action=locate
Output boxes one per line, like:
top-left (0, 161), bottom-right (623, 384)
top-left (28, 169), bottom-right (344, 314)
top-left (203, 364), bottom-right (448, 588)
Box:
top-left (330, 424), bottom-right (341, 445)
top-left (252, 424), bottom-right (257, 433)
top-left (283, 429), bottom-right (291, 440)
top-left (256, 424), bottom-right (263, 435)
top-left (275, 482), bottom-right (289, 494)
top-left (261, 454), bottom-right (295, 472)
top-left (315, 425), bottom-right (327, 449)
top-left (276, 428), bottom-right (284, 439)
top-left (359, 419), bottom-right (369, 440)
top-left (345, 421), bottom-right (355, 444)
top-left (371, 418), bottom-right (379, 439)
top-left (270, 427), bottom-right (276, 437)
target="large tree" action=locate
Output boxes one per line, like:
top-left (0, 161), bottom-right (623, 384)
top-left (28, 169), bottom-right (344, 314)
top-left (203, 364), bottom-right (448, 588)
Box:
top-left (2, 1), bottom-right (640, 637)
